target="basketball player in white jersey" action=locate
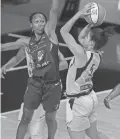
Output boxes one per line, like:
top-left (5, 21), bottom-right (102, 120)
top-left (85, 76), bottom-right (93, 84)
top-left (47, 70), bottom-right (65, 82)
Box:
top-left (104, 44), bottom-right (120, 109)
top-left (60, 4), bottom-right (115, 139)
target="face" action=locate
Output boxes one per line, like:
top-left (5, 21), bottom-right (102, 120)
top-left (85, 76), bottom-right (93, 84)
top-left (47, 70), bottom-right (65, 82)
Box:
top-left (31, 14), bottom-right (47, 35)
top-left (78, 32), bottom-right (95, 51)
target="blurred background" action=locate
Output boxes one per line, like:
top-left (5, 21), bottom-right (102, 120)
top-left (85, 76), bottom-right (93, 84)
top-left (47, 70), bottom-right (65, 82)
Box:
top-left (1, 0), bottom-right (120, 112)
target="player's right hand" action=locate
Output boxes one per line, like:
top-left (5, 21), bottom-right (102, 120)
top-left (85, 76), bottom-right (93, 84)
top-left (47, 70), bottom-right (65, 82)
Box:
top-left (104, 97), bottom-right (111, 109)
top-left (0, 67), bottom-right (6, 79)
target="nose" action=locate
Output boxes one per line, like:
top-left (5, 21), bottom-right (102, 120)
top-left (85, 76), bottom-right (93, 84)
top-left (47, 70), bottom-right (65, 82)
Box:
top-left (38, 22), bottom-right (44, 28)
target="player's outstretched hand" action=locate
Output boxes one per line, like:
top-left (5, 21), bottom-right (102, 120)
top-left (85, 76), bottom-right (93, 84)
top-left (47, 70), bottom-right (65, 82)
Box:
top-left (104, 97), bottom-right (111, 109)
top-left (0, 67), bottom-right (6, 79)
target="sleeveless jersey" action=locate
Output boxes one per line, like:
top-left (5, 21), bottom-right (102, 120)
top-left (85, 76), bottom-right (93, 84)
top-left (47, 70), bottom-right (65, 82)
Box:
top-left (25, 32), bottom-right (60, 82)
top-left (66, 51), bottom-right (101, 95)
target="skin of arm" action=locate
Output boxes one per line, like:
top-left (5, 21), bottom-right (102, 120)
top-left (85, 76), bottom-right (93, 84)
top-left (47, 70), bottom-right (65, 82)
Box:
top-left (60, 11), bottom-right (85, 54)
top-left (45, 0), bottom-right (65, 44)
top-left (60, 10), bottom-right (89, 67)
top-left (78, 24), bottom-right (93, 44)
top-left (45, 0), bottom-right (59, 34)
top-left (106, 84), bottom-right (120, 101)
top-left (60, 8), bottom-right (93, 55)
top-left (104, 84), bottom-right (120, 109)
top-left (58, 50), bottom-right (68, 71)
top-left (1, 47), bottom-right (26, 78)
top-left (104, 45), bottom-right (120, 109)
top-left (1, 38), bottom-right (29, 51)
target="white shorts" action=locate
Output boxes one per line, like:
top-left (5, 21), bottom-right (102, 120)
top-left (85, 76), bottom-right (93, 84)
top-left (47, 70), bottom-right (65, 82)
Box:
top-left (18, 103), bottom-right (46, 138)
top-left (66, 90), bottom-right (98, 132)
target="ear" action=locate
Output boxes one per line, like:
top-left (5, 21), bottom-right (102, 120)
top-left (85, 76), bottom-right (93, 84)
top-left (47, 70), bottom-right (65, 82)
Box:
top-left (90, 40), bottom-right (95, 47)
top-left (30, 23), bottom-right (32, 28)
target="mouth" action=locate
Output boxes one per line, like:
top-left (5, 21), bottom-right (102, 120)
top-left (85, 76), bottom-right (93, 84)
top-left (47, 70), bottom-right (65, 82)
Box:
top-left (37, 28), bottom-right (43, 32)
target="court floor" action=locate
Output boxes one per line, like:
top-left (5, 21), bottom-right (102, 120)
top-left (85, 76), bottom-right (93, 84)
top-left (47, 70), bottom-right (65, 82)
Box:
top-left (1, 90), bottom-right (120, 139)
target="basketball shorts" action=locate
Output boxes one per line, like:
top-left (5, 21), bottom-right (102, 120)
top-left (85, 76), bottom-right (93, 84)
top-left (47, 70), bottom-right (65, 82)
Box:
top-left (66, 90), bottom-right (98, 132)
top-left (24, 77), bottom-right (62, 112)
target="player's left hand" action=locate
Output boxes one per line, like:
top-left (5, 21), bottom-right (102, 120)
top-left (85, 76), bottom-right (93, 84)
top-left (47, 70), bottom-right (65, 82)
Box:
top-left (104, 97), bottom-right (111, 109)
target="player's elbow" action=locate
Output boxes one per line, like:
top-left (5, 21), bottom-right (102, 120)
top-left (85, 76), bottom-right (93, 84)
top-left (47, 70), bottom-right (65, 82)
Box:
top-left (60, 28), bottom-right (67, 39)
top-left (59, 60), bottom-right (68, 71)
top-left (60, 27), bottom-right (66, 34)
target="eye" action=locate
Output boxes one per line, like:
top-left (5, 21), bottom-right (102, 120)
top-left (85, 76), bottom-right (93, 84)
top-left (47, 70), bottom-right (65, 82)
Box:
top-left (40, 20), bottom-right (45, 23)
top-left (34, 20), bottom-right (39, 24)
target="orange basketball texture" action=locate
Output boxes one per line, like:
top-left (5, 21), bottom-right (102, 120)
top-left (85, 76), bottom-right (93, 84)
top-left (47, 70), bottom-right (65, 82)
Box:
top-left (84, 3), bottom-right (106, 26)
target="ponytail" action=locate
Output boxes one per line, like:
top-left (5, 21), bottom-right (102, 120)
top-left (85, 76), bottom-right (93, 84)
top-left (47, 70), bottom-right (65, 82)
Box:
top-left (91, 26), bottom-right (116, 50)
top-left (102, 26), bottom-right (116, 38)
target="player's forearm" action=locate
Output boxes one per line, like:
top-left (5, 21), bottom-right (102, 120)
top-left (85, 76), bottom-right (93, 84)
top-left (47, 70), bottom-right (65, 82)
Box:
top-left (79, 24), bottom-right (93, 39)
top-left (59, 60), bottom-right (68, 71)
top-left (2, 57), bottom-right (20, 70)
top-left (1, 43), bottom-right (20, 51)
top-left (49, 0), bottom-right (59, 20)
top-left (61, 11), bottom-right (82, 33)
top-left (51, 0), bottom-right (59, 11)
top-left (107, 84), bottom-right (120, 100)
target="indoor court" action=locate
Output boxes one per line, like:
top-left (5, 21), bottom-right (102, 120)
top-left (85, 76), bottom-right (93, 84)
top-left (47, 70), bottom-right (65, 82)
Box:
top-left (1, 90), bottom-right (120, 139)
top-left (1, 0), bottom-right (120, 139)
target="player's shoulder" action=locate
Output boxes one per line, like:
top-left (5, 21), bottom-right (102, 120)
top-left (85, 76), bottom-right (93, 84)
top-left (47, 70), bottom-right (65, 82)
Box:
top-left (91, 51), bottom-right (101, 65)
top-left (45, 27), bottom-right (58, 45)
top-left (16, 37), bottom-right (30, 46)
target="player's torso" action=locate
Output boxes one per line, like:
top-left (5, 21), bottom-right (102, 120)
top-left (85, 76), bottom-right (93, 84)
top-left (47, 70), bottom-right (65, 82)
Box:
top-left (66, 51), bottom-right (100, 95)
top-left (25, 33), bottom-right (60, 82)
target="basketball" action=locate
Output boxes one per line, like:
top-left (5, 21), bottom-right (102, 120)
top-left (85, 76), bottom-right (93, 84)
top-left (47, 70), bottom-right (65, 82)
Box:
top-left (84, 2), bottom-right (106, 26)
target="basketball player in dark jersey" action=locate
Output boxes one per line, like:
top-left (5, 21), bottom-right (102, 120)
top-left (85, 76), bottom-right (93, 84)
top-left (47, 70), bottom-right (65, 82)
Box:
top-left (104, 44), bottom-right (120, 109)
top-left (60, 4), bottom-right (115, 139)
top-left (1, 0), bottom-right (68, 139)
top-left (1, 40), bottom-right (67, 139)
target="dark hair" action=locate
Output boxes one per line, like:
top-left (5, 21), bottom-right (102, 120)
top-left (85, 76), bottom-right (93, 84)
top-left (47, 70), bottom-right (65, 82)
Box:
top-left (90, 26), bottom-right (115, 50)
top-left (29, 12), bottom-right (47, 23)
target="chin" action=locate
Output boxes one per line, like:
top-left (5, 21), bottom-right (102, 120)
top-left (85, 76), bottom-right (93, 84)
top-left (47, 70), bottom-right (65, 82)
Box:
top-left (37, 30), bottom-right (44, 35)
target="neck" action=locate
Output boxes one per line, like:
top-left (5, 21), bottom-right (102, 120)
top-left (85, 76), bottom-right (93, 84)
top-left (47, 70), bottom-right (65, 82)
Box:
top-left (34, 33), bottom-right (41, 41)
top-left (34, 31), bottom-right (44, 41)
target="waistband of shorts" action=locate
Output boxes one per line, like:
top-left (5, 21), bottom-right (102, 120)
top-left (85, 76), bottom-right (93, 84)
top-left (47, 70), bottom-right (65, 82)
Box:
top-left (32, 76), bottom-right (60, 84)
top-left (66, 88), bottom-right (92, 98)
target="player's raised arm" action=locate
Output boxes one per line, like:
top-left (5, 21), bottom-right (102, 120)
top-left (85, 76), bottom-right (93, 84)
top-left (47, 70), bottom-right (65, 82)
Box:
top-left (45, 0), bottom-right (59, 35)
top-left (60, 7), bottom-right (91, 56)
top-left (78, 24), bottom-right (93, 44)
top-left (1, 38), bottom-right (29, 51)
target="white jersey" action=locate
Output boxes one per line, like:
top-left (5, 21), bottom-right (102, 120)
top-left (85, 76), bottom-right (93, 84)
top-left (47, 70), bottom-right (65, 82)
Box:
top-left (66, 51), bottom-right (101, 96)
